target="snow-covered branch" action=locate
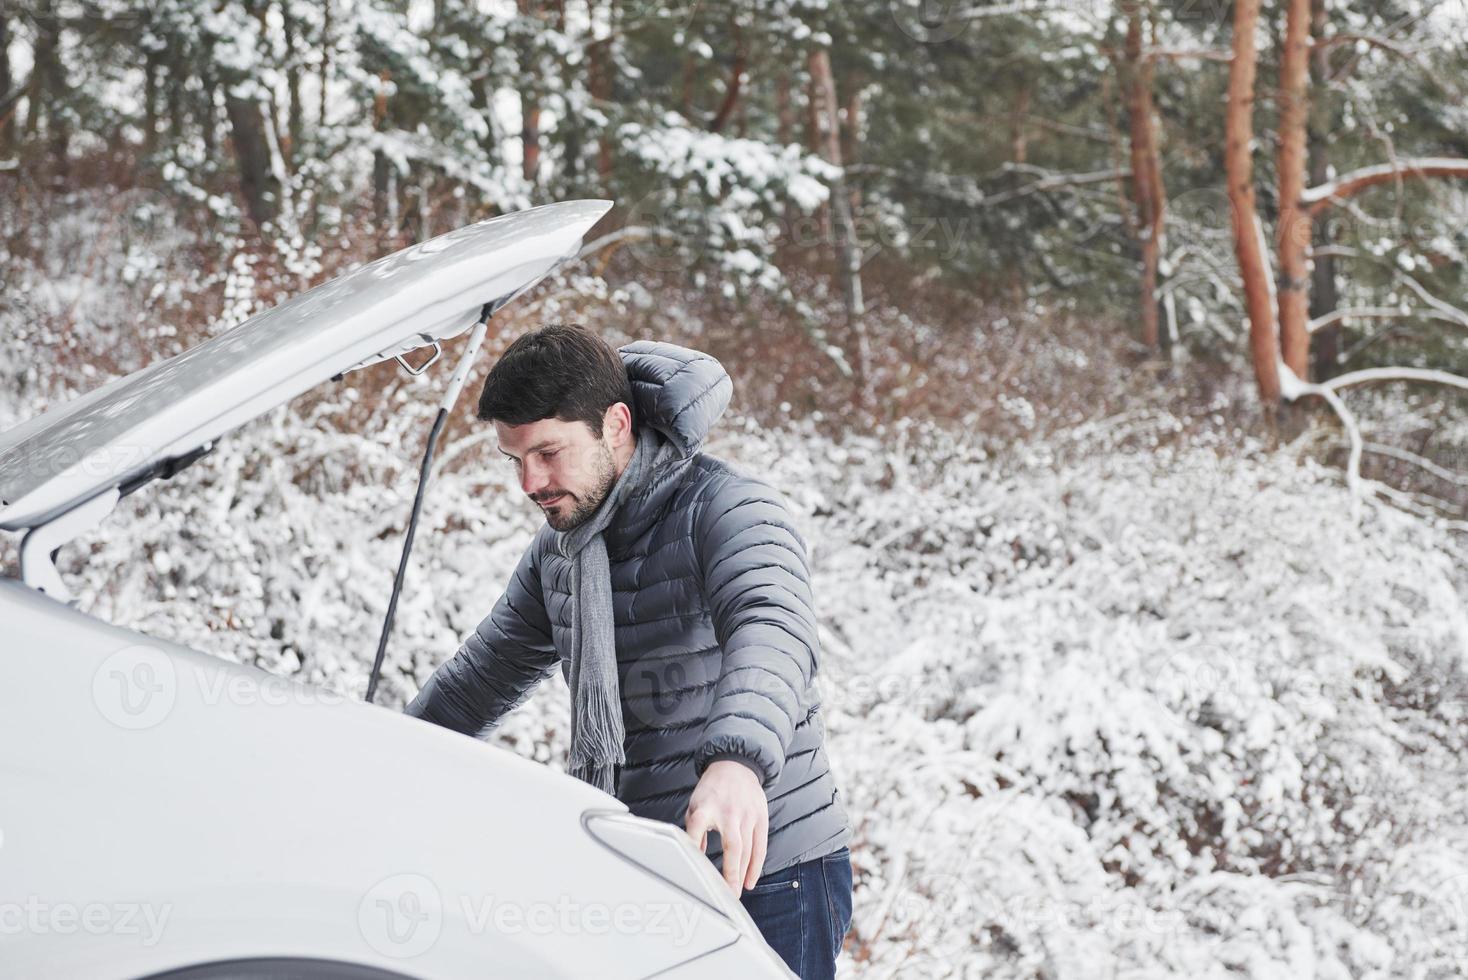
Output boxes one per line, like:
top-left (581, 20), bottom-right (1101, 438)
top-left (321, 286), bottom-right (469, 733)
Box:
top-left (1281, 362), bottom-right (1468, 516)
top-left (1362, 441), bottom-right (1468, 488)
top-left (979, 166), bottom-right (1134, 207)
top-left (1307, 305), bottom-right (1468, 334)
top-left (1320, 366), bottom-right (1468, 396)
top-left (1311, 33), bottom-right (1424, 58)
top-left (952, 2), bottom-right (1056, 20)
top-left (1143, 48), bottom-right (1233, 62)
top-left (1307, 306), bottom-right (1409, 333)
top-left (576, 226), bottom-right (667, 260)
top-left (1312, 244), bottom-right (1468, 331)
top-left (1302, 157), bottom-right (1468, 213)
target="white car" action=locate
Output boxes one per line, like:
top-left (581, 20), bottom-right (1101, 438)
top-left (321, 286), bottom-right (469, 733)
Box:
top-left (0, 200), bottom-right (796, 979)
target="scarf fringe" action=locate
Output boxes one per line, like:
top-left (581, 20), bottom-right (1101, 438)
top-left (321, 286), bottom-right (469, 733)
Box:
top-left (570, 688), bottom-right (628, 768)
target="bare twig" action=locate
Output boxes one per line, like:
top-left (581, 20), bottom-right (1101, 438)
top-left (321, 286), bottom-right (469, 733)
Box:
top-left (1361, 441), bottom-right (1468, 488)
top-left (1313, 244), bottom-right (1468, 331)
top-left (1312, 33), bottom-right (1425, 58)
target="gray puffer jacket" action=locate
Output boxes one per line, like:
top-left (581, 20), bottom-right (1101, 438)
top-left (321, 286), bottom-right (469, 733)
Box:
top-left (405, 340), bottom-right (852, 875)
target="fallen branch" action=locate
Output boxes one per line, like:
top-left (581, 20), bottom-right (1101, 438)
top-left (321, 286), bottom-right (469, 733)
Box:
top-left (1281, 362), bottom-right (1468, 518)
top-left (1365, 478), bottom-right (1468, 532)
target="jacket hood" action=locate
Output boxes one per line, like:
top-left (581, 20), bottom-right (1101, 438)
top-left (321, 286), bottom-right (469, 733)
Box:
top-left (618, 341), bottom-right (733, 457)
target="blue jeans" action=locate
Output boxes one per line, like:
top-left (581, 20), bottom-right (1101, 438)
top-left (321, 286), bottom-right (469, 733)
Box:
top-left (739, 846), bottom-right (853, 980)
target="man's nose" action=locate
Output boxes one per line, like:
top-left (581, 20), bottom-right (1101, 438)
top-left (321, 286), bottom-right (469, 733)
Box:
top-left (520, 459), bottom-right (549, 496)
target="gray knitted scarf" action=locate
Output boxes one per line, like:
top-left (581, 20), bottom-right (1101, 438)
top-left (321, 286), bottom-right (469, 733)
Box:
top-left (554, 423), bottom-right (680, 795)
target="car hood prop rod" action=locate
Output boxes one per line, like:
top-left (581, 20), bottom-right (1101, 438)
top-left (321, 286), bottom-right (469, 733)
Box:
top-left (364, 303), bottom-right (494, 703)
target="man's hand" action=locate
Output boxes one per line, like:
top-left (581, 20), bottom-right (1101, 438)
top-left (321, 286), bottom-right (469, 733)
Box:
top-left (684, 759), bottom-right (769, 897)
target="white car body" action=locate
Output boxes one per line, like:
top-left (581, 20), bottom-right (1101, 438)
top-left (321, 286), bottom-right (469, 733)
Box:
top-left (0, 202), bottom-right (795, 979)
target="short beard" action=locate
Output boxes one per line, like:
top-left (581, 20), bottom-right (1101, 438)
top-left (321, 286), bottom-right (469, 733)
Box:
top-left (546, 440), bottom-right (618, 532)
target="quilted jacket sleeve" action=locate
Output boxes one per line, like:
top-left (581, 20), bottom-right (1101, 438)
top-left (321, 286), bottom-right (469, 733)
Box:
top-left (404, 536), bottom-right (560, 736)
top-left (691, 473), bottom-right (819, 790)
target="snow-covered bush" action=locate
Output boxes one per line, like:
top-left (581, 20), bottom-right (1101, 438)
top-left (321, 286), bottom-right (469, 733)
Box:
top-left (4, 188), bottom-right (1468, 979)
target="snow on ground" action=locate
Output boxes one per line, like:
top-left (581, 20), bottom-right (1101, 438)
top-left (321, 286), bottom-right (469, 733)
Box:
top-left (3, 349), bottom-right (1466, 977)
top-left (3, 195), bottom-right (1467, 977)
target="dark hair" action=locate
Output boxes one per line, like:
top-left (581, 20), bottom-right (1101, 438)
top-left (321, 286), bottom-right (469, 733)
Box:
top-left (477, 324), bottom-right (635, 437)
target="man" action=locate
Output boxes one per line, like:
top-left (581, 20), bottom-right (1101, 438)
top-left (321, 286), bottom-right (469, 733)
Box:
top-left (404, 324), bottom-right (854, 979)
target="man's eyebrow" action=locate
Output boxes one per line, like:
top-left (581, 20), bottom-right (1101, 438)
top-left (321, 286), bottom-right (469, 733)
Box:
top-left (498, 440), bottom-right (560, 459)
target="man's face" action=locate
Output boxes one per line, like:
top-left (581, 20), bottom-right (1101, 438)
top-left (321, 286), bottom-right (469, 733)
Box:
top-left (496, 415), bottom-right (620, 532)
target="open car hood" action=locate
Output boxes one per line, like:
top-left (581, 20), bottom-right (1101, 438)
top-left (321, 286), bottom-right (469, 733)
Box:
top-left (0, 200), bottom-right (611, 532)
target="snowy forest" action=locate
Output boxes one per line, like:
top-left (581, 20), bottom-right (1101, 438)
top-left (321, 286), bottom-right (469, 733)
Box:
top-left (3, 0), bottom-right (1468, 976)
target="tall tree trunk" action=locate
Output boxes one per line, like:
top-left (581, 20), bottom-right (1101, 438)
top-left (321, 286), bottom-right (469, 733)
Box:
top-left (1010, 84), bottom-right (1030, 165)
top-left (775, 70), bottom-right (793, 146)
top-left (30, 4), bottom-right (68, 175)
top-left (283, 5), bottom-right (304, 168)
top-left (518, 0), bottom-right (541, 184)
top-left (1122, 2), bottom-right (1166, 351)
top-left (224, 89), bottom-right (282, 227)
top-left (0, 14), bottom-right (13, 159)
top-left (373, 70), bottom-right (391, 229)
top-left (415, 174), bottom-right (431, 243)
top-left (166, 39), bottom-right (185, 163)
top-left (1006, 84), bottom-right (1032, 306)
top-left (1276, 0), bottom-right (1314, 378)
top-left (201, 67), bottom-right (218, 159)
top-left (809, 48), bottom-right (868, 403)
top-left (680, 53), bottom-right (695, 118)
top-left (587, 5), bottom-right (614, 180)
top-left (319, 0), bottom-right (333, 129)
top-left (801, 69), bottom-right (828, 239)
top-left (142, 47), bottom-right (159, 158)
top-left (1225, 0), bottom-right (1282, 408)
top-left (470, 75), bottom-right (502, 163)
top-left (1306, 0), bottom-right (1339, 380)
top-left (842, 79), bottom-right (863, 214)
top-left (805, 74), bottom-right (820, 155)
top-left (23, 11), bottom-right (42, 139)
top-left (708, 21), bottom-right (745, 134)
top-left (522, 100), bottom-right (541, 182)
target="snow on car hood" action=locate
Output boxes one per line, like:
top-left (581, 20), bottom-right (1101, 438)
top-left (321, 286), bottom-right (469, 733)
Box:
top-left (0, 200), bottom-right (611, 531)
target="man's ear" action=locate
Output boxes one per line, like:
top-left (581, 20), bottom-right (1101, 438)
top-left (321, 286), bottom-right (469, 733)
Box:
top-left (604, 401), bottom-right (634, 446)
